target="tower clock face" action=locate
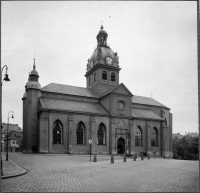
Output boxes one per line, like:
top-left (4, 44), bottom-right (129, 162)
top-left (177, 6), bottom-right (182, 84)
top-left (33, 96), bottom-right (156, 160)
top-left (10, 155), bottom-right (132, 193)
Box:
top-left (105, 57), bottom-right (113, 65)
top-left (118, 102), bottom-right (124, 110)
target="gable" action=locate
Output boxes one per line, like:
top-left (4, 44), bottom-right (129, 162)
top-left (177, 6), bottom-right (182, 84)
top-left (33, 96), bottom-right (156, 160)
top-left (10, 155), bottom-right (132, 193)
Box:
top-left (101, 83), bottom-right (133, 98)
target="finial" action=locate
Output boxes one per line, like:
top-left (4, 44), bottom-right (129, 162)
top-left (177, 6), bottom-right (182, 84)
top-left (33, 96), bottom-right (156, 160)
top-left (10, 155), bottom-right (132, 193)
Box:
top-left (33, 58), bottom-right (36, 70)
top-left (100, 21), bottom-right (103, 30)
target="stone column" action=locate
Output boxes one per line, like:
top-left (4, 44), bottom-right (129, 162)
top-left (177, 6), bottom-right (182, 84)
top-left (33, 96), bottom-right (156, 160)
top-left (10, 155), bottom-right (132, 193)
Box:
top-left (68, 115), bottom-right (73, 154)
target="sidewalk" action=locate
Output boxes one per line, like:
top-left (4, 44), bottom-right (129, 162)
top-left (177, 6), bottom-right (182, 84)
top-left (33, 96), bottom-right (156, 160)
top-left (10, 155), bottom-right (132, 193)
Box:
top-left (1, 154), bottom-right (27, 179)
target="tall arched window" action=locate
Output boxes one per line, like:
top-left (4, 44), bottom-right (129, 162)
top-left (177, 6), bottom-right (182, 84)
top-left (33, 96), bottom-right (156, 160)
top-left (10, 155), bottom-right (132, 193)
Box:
top-left (97, 123), bottom-right (106, 145)
top-left (53, 120), bottom-right (63, 144)
top-left (102, 71), bottom-right (107, 80)
top-left (151, 127), bottom-right (157, 146)
top-left (135, 126), bottom-right (142, 146)
top-left (77, 122), bottom-right (85, 145)
top-left (94, 73), bottom-right (96, 82)
top-left (111, 72), bottom-right (115, 81)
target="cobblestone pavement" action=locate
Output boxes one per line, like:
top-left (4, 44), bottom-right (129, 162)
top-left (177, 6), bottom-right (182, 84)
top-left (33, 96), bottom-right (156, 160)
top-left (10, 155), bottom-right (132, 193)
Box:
top-left (2, 153), bottom-right (199, 192)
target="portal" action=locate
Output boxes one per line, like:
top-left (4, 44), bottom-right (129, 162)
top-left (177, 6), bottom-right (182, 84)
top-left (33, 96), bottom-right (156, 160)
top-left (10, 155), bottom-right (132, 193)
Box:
top-left (117, 137), bottom-right (125, 154)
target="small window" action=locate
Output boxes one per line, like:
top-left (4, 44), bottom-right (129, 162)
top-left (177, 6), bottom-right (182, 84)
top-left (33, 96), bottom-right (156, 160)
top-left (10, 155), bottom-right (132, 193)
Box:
top-left (13, 141), bottom-right (15, 144)
top-left (111, 72), bottom-right (115, 81)
top-left (102, 71), bottom-right (107, 80)
top-left (89, 77), bottom-right (91, 86)
top-left (94, 73), bottom-right (96, 82)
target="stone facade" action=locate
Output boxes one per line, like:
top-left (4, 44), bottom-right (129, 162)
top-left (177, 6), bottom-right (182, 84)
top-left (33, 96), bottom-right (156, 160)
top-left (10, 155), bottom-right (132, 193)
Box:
top-left (22, 25), bottom-right (173, 157)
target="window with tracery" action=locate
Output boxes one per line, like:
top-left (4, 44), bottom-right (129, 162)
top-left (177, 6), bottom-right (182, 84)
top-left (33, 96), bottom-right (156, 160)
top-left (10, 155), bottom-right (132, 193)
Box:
top-left (77, 122), bottom-right (85, 145)
top-left (53, 120), bottom-right (63, 144)
top-left (151, 127), bottom-right (157, 146)
top-left (135, 126), bottom-right (142, 146)
top-left (97, 123), bottom-right (106, 145)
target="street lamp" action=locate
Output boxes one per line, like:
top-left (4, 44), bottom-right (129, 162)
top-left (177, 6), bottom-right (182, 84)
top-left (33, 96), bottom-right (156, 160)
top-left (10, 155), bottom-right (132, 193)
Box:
top-left (1, 65), bottom-right (10, 175)
top-left (6, 111), bottom-right (14, 161)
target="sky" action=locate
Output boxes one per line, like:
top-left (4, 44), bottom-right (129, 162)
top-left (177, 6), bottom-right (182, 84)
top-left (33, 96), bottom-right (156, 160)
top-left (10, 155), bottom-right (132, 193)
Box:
top-left (1, 1), bottom-right (198, 135)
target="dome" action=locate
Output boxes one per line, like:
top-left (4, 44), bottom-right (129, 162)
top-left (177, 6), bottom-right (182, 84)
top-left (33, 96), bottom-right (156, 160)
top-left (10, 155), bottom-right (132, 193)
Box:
top-left (30, 69), bottom-right (38, 76)
top-left (87, 46), bottom-right (119, 72)
top-left (26, 81), bottom-right (41, 89)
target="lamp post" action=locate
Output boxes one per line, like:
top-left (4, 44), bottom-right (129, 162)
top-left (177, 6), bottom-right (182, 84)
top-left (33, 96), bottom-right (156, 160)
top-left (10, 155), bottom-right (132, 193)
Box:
top-left (1, 65), bottom-right (10, 175)
top-left (6, 111), bottom-right (14, 161)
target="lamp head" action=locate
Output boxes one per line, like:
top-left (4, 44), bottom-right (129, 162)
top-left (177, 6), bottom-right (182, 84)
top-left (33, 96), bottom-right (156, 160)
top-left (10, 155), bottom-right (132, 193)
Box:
top-left (4, 74), bottom-right (10, 82)
top-left (11, 114), bottom-right (14, 119)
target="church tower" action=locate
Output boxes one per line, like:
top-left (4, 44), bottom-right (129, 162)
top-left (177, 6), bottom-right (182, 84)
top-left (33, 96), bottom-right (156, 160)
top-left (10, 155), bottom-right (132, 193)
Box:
top-left (22, 59), bottom-right (41, 152)
top-left (85, 25), bottom-right (121, 96)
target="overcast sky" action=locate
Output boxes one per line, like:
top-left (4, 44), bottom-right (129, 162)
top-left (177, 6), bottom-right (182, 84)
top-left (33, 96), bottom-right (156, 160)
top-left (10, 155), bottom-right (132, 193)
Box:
top-left (1, 1), bottom-right (198, 135)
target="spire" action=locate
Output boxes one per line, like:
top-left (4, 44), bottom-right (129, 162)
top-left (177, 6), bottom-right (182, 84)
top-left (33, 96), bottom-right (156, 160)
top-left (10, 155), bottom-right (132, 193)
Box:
top-left (33, 58), bottom-right (36, 70)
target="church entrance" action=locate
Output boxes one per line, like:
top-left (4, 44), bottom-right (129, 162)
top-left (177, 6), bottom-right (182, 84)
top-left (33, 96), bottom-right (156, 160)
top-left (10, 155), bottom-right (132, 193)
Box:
top-left (117, 137), bottom-right (125, 154)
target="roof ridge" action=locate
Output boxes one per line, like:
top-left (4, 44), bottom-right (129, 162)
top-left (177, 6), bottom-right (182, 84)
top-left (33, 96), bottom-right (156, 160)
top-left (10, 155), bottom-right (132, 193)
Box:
top-left (42, 82), bottom-right (90, 90)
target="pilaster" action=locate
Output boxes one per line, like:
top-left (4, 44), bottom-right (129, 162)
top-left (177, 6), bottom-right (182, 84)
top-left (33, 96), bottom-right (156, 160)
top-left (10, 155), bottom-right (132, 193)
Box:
top-left (129, 120), bottom-right (134, 154)
top-left (68, 115), bottom-right (73, 154)
top-left (90, 116), bottom-right (96, 154)
top-left (146, 121), bottom-right (151, 154)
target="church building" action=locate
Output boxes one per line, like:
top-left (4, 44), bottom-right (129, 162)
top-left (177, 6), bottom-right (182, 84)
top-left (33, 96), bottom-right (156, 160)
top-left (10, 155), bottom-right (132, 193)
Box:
top-left (22, 25), bottom-right (173, 157)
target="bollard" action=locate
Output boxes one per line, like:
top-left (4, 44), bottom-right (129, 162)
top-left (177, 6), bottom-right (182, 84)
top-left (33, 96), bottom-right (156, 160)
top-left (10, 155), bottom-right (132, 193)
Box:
top-left (141, 153), bottom-right (143, 160)
top-left (148, 153), bottom-right (150, 160)
top-left (123, 153), bottom-right (126, 162)
top-left (93, 154), bottom-right (97, 162)
top-left (133, 153), bottom-right (136, 161)
top-left (111, 154), bottom-right (114, 163)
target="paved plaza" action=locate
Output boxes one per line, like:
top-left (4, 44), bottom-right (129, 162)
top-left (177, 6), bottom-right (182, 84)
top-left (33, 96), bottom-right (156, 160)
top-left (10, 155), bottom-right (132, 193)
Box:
top-left (1, 152), bottom-right (199, 192)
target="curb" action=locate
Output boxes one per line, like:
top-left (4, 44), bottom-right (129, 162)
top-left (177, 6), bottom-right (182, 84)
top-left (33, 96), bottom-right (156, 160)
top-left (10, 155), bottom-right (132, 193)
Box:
top-left (1, 156), bottom-right (27, 179)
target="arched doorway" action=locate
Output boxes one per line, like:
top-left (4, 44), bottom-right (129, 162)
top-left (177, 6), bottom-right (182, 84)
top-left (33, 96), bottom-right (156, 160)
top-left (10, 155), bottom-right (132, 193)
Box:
top-left (117, 137), bottom-right (125, 154)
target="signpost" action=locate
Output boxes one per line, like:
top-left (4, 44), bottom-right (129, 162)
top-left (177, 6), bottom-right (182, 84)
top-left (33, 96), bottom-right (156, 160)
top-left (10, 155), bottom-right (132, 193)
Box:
top-left (89, 139), bottom-right (92, 162)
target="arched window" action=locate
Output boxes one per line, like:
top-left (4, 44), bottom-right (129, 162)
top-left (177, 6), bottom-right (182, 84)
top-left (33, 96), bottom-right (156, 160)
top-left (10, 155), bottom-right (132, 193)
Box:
top-left (77, 122), bottom-right (85, 145)
top-left (53, 120), bottom-right (63, 144)
top-left (97, 123), bottom-right (106, 145)
top-left (102, 71), bottom-right (107, 80)
top-left (151, 127), bottom-right (157, 146)
top-left (111, 72), bottom-right (115, 81)
top-left (94, 73), bottom-right (96, 82)
top-left (135, 126), bottom-right (142, 146)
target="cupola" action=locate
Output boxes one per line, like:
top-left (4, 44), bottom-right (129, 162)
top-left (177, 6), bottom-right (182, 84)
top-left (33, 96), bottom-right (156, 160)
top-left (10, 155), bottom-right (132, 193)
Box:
top-left (25, 59), bottom-right (41, 90)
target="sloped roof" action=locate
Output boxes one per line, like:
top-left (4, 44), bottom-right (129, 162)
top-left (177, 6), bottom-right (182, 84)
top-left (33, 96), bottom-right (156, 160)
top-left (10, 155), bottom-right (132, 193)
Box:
top-left (41, 83), bottom-right (99, 98)
top-left (39, 98), bottom-right (109, 115)
top-left (132, 109), bottom-right (163, 120)
top-left (132, 95), bottom-right (169, 109)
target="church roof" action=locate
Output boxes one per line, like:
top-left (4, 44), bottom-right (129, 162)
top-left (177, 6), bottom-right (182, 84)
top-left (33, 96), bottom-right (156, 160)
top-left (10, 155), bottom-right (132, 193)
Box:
top-left (41, 83), bottom-right (99, 98)
top-left (132, 109), bottom-right (163, 121)
top-left (39, 98), bottom-right (109, 115)
top-left (132, 95), bottom-right (170, 109)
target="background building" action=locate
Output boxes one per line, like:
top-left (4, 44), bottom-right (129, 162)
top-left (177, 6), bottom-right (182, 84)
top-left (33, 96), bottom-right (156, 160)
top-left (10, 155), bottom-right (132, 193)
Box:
top-left (22, 26), bottom-right (173, 157)
top-left (1, 123), bottom-right (22, 152)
